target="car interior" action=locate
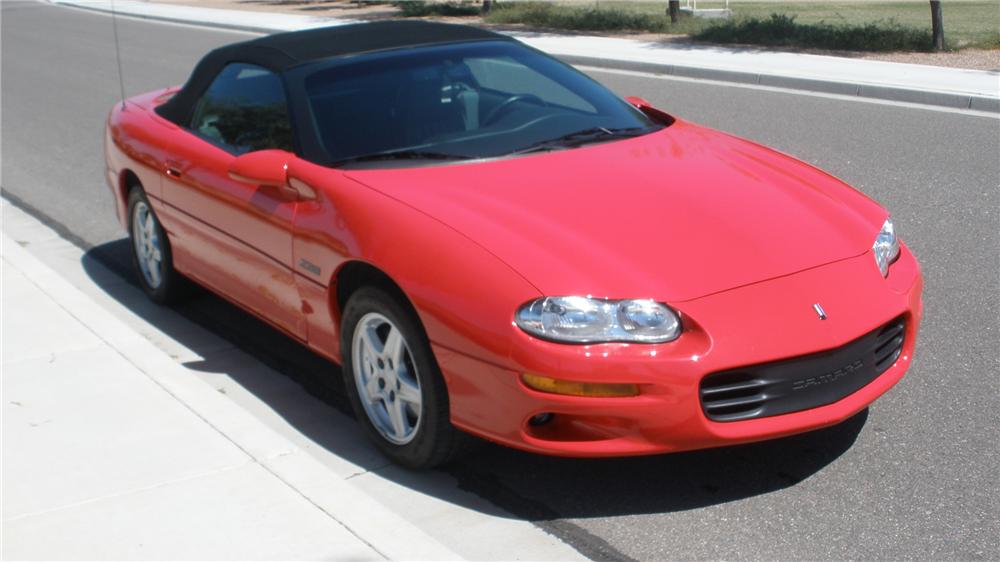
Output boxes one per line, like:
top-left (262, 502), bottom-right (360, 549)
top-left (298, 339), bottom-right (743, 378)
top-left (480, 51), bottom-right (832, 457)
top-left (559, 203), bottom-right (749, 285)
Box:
top-left (304, 54), bottom-right (599, 162)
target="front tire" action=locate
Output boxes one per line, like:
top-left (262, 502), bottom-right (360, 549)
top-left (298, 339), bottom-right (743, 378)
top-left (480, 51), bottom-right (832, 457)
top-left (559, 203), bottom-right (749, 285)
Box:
top-left (127, 187), bottom-right (185, 304)
top-left (341, 287), bottom-right (465, 469)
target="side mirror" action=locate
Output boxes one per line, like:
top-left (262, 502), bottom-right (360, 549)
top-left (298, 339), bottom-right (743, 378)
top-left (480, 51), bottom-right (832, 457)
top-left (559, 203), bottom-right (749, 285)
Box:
top-left (625, 95), bottom-right (675, 126)
top-left (228, 150), bottom-right (291, 188)
top-left (625, 95), bottom-right (653, 109)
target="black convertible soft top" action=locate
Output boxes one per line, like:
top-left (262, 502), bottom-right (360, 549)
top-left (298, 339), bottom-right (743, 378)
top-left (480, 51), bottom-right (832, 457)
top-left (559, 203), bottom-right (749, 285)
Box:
top-left (155, 20), bottom-right (512, 125)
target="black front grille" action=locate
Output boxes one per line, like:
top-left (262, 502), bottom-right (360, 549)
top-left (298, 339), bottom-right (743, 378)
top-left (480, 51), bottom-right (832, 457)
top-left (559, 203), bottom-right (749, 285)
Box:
top-left (700, 317), bottom-right (906, 422)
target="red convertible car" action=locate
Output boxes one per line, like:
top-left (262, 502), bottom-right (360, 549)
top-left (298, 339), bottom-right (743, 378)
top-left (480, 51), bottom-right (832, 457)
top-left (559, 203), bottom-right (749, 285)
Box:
top-left (105, 22), bottom-right (922, 468)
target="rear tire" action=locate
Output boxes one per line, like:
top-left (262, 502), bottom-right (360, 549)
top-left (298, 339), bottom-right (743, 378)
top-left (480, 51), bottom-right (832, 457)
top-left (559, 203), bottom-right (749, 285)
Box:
top-left (341, 287), bottom-right (466, 469)
top-left (127, 187), bottom-right (186, 304)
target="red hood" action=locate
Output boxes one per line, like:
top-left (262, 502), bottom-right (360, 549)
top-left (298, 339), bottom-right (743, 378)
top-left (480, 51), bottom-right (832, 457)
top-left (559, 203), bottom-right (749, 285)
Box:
top-left (345, 120), bottom-right (886, 302)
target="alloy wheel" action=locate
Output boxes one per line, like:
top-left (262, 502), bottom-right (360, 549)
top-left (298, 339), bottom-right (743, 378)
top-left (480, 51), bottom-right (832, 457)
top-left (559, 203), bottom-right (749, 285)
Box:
top-left (131, 201), bottom-right (163, 289)
top-left (351, 312), bottom-right (423, 445)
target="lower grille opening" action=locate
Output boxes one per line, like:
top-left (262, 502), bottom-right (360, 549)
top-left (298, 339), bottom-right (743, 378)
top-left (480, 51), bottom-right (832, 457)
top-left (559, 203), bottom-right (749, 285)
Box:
top-left (700, 317), bottom-right (907, 422)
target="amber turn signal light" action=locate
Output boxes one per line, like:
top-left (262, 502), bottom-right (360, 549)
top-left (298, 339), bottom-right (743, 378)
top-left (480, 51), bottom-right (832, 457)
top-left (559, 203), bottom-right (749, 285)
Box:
top-left (521, 373), bottom-right (638, 398)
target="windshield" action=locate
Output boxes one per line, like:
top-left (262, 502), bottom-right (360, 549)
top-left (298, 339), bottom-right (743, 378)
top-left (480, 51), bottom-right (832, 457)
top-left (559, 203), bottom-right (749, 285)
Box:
top-left (291, 41), bottom-right (663, 167)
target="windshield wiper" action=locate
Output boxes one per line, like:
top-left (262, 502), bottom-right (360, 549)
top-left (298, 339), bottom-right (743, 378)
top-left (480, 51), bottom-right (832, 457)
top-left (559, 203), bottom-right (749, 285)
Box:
top-left (509, 127), bottom-right (652, 156)
top-left (333, 149), bottom-right (473, 166)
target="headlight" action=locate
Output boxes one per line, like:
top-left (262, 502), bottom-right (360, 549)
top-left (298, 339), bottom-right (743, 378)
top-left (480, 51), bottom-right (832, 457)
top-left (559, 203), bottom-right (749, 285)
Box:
top-left (873, 218), bottom-right (901, 277)
top-left (515, 296), bottom-right (681, 343)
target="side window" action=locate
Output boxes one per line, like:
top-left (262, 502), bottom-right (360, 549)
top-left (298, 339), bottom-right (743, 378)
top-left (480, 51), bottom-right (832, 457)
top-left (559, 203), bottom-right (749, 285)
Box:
top-left (190, 63), bottom-right (293, 155)
top-left (465, 56), bottom-right (596, 114)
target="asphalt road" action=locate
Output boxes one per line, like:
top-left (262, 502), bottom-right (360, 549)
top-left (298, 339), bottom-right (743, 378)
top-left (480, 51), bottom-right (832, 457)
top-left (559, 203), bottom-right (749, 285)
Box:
top-left (3, 2), bottom-right (998, 559)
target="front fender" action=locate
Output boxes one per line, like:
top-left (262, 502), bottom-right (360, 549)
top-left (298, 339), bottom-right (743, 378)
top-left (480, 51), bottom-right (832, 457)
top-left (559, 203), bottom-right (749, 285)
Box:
top-left (288, 158), bottom-right (541, 369)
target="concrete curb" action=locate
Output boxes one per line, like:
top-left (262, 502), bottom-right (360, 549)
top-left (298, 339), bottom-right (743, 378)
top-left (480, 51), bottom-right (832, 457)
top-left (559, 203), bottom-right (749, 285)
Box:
top-left (52, 0), bottom-right (998, 113)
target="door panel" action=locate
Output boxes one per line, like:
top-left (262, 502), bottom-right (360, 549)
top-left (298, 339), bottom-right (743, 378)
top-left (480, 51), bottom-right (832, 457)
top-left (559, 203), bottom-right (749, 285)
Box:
top-left (154, 62), bottom-right (306, 339)
top-left (162, 135), bottom-right (306, 338)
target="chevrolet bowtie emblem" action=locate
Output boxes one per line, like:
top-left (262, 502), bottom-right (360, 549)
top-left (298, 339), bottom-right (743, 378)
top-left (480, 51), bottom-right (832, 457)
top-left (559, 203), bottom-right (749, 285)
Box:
top-left (813, 303), bottom-right (828, 320)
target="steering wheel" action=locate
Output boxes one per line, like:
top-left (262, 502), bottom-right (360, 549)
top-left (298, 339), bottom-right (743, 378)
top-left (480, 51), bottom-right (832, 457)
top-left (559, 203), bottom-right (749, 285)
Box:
top-left (482, 94), bottom-right (546, 127)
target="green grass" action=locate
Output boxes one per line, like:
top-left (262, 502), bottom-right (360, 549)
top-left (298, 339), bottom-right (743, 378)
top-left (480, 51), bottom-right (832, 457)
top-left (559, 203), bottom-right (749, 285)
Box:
top-left (723, 1), bottom-right (1000, 48)
top-left (976, 32), bottom-right (1000, 48)
top-left (480, 1), bottom-right (1000, 50)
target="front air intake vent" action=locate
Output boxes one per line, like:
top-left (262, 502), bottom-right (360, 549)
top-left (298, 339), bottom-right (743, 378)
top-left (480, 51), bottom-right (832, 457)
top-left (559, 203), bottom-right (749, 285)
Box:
top-left (699, 372), bottom-right (768, 421)
top-left (874, 319), bottom-right (906, 372)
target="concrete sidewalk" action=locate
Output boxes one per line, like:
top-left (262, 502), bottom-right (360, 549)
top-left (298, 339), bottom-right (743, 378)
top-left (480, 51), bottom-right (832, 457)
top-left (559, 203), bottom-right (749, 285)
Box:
top-left (0, 232), bottom-right (442, 560)
top-left (0, 198), bottom-right (585, 560)
top-left (51, 0), bottom-right (1000, 112)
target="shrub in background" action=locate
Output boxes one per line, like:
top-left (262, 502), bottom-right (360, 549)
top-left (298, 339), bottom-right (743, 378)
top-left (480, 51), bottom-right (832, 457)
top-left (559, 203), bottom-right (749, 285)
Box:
top-left (394, 1), bottom-right (480, 17)
top-left (485, 2), bottom-right (670, 32)
top-left (694, 13), bottom-right (933, 52)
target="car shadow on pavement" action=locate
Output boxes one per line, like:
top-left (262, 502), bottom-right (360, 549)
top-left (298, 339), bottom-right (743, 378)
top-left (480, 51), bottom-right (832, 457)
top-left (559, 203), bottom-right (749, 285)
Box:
top-left (83, 239), bottom-right (866, 521)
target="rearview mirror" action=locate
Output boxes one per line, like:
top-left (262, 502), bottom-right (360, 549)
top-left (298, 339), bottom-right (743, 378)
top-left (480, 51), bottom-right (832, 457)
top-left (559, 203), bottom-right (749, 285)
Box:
top-left (228, 150), bottom-right (291, 187)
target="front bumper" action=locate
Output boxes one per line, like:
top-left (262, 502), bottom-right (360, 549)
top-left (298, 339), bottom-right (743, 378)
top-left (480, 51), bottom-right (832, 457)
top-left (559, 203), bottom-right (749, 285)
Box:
top-left (436, 246), bottom-right (923, 457)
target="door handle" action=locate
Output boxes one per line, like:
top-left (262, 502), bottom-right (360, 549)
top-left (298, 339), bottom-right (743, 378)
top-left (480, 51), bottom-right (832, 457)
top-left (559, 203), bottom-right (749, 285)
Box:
top-left (165, 166), bottom-right (182, 179)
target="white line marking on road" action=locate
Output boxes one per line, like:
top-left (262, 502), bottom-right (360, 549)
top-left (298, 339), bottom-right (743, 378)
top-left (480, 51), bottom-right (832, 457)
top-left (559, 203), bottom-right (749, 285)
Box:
top-left (579, 66), bottom-right (1000, 119)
